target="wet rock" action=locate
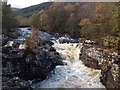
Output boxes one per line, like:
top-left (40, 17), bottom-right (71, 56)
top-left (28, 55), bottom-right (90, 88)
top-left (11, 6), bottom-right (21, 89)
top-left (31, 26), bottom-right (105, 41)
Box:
top-left (42, 41), bottom-right (54, 46)
top-left (59, 37), bottom-right (79, 43)
top-left (2, 36), bottom-right (13, 46)
top-left (2, 40), bottom-right (64, 89)
top-left (2, 61), bottom-right (15, 76)
top-left (80, 43), bottom-right (120, 89)
top-left (21, 48), bottom-right (64, 80)
top-left (49, 47), bottom-right (56, 52)
top-left (100, 60), bottom-right (120, 89)
top-left (80, 45), bottom-right (101, 69)
top-left (19, 43), bottom-right (26, 49)
top-left (84, 39), bottom-right (96, 44)
top-left (2, 76), bottom-right (33, 89)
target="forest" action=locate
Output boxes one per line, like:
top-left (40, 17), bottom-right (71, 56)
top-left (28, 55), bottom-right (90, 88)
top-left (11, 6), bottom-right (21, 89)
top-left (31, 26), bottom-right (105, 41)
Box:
top-left (2, 2), bottom-right (120, 51)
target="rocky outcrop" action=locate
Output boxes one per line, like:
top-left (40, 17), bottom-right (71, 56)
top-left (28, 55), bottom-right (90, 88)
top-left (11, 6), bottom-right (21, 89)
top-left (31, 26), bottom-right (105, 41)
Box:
top-left (100, 62), bottom-right (120, 88)
top-left (2, 76), bottom-right (32, 89)
top-left (2, 38), bottom-right (64, 89)
top-left (80, 44), bottom-right (101, 69)
top-left (80, 43), bottom-right (120, 89)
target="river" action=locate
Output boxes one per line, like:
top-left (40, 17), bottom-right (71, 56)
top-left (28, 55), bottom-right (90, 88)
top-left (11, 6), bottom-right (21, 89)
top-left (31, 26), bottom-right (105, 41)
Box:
top-left (20, 27), bottom-right (105, 89)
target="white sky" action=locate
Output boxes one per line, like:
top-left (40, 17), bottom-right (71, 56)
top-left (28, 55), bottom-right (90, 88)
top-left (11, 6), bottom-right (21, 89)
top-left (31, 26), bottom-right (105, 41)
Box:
top-left (7, 0), bottom-right (50, 8)
top-left (5, 0), bottom-right (120, 8)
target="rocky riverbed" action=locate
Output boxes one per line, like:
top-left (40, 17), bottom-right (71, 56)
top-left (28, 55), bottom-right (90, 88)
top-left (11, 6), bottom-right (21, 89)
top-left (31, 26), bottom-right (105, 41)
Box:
top-left (32, 43), bottom-right (105, 89)
top-left (80, 43), bottom-right (120, 89)
top-left (2, 37), bottom-right (65, 89)
top-left (2, 27), bottom-right (120, 89)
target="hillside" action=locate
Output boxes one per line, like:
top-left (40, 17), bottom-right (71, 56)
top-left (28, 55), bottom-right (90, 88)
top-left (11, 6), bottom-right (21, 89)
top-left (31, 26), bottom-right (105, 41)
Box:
top-left (14, 2), bottom-right (119, 51)
top-left (12, 7), bottom-right (20, 11)
top-left (15, 2), bottom-right (86, 17)
top-left (15, 2), bottom-right (53, 17)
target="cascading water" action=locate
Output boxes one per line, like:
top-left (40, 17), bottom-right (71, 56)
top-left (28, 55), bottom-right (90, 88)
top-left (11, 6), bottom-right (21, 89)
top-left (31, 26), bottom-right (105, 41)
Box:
top-left (19, 28), bottom-right (105, 88)
top-left (32, 42), bottom-right (105, 88)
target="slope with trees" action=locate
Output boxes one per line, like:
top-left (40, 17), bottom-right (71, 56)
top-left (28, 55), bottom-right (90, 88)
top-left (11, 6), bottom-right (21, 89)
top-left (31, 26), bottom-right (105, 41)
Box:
top-left (15, 2), bottom-right (119, 51)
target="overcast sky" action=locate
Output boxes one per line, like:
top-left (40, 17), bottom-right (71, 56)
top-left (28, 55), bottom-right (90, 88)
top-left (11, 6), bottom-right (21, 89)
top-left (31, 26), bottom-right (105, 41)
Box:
top-left (7, 0), bottom-right (50, 8)
top-left (6, 0), bottom-right (119, 8)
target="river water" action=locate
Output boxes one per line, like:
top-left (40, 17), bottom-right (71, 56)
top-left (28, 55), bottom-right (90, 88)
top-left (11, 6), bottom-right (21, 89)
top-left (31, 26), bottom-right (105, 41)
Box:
top-left (32, 43), bottom-right (105, 88)
top-left (20, 28), bottom-right (105, 89)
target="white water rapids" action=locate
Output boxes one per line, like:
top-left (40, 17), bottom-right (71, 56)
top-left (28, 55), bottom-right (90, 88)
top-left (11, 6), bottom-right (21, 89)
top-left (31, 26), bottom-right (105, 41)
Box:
top-left (19, 28), bottom-right (105, 88)
top-left (32, 42), bottom-right (105, 88)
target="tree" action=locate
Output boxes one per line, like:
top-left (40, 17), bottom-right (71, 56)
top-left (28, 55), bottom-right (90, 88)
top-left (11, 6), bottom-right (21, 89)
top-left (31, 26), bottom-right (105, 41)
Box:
top-left (30, 13), bottom-right (40, 28)
top-left (27, 27), bottom-right (40, 50)
top-left (64, 3), bottom-right (74, 15)
top-left (28, 10), bottom-right (46, 50)
top-left (95, 3), bottom-right (120, 35)
top-left (95, 2), bottom-right (120, 50)
top-left (2, 2), bottom-right (19, 36)
top-left (45, 3), bottom-right (68, 33)
top-left (65, 13), bottom-right (79, 38)
top-left (16, 16), bottom-right (30, 27)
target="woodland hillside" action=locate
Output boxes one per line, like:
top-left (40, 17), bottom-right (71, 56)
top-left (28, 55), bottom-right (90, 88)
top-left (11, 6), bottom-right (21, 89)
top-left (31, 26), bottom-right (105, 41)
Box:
top-left (15, 2), bottom-right (120, 51)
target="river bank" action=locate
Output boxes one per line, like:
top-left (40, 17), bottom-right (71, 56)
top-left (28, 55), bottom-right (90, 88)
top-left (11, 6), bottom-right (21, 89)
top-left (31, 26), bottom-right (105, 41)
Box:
top-left (2, 27), bottom-right (120, 89)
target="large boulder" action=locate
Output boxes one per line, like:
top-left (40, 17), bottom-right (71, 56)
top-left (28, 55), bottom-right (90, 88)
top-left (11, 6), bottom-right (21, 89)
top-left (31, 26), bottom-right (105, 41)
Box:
top-left (80, 43), bottom-right (120, 89)
top-left (18, 46), bottom-right (64, 80)
top-left (100, 58), bottom-right (120, 89)
top-left (80, 44), bottom-right (101, 69)
top-left (2, 76), bottom-right (32, 89)
top-left (2, 41), bottom-right (64, 89)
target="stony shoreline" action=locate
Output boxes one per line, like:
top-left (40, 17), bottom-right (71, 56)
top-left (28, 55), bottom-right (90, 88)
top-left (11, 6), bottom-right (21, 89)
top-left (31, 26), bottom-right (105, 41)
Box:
top-left (1, 28), bottom-right (120, 89)
top-left (2, 35), bottom-right (65, 89)
top-left (80, 42), bottom-right (120, 89)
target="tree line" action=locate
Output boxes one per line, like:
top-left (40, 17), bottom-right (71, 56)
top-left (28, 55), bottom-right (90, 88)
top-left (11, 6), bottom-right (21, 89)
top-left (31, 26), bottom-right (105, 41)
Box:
top-left (2, 2), bottom-right (120, 51)
top-left (16, 2), bottom-right (119, 51)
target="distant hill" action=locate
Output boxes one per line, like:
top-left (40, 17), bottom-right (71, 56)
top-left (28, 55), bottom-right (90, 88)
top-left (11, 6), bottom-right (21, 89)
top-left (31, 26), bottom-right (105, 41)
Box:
top-left (12, 7), bottom-right (20, 11)
top-left (15, 2), bottom-right (53, 17)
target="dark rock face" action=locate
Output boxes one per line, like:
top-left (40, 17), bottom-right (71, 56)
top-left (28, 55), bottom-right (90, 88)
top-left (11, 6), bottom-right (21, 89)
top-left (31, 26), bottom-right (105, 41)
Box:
top-left (80, 45), bottom-right (101, 69)
top-left (2, 36), bottom-right (13, 46)
top-left (2, 39), bottom-right (64, 89)
top-left (100, 60), bottom-right (120, 89)
top-left (18, 47), bottom-right (63, 81)
top-left (2, 77), bottom-right (32, 89)
top-left (80, 43), bottom-right (120, 89)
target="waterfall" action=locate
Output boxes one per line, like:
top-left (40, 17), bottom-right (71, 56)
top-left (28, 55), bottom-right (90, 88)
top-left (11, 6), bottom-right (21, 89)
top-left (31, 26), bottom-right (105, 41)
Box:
top-left (19, 28), bottom-right (105, 88)
top-left (32, 42), bottom-right (105, 88)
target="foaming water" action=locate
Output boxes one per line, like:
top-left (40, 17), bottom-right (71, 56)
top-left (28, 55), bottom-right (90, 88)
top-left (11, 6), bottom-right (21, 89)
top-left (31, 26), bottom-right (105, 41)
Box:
top-left (32, 43), bottom-right (105, 88)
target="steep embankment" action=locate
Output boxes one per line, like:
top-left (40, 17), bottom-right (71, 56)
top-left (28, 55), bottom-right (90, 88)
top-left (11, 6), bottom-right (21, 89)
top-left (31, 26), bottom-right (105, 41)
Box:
top-left (80, 42), bottom-right (120, 89)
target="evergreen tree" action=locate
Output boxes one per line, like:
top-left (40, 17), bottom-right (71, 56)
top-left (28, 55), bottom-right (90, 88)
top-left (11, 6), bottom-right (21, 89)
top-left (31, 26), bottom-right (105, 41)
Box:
top-left (2, 2), bottom-right (19, 36)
